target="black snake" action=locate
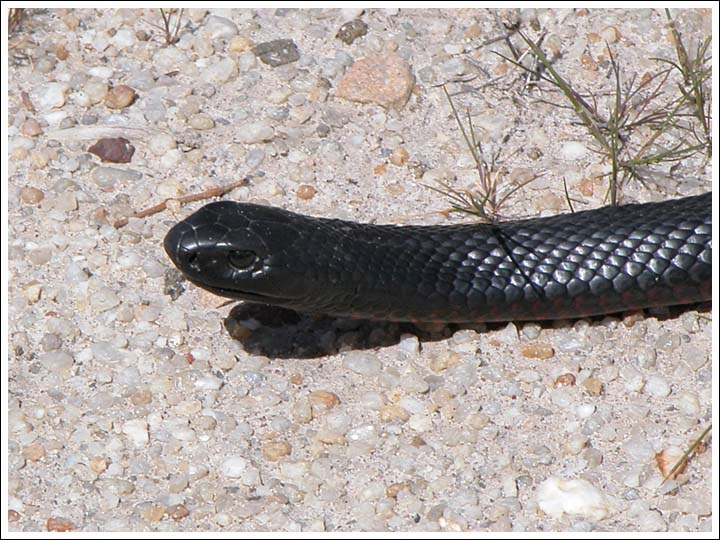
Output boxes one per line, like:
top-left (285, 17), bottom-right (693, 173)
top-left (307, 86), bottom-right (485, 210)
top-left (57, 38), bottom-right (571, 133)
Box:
top-left (164, 193), bottom-right (711, 323)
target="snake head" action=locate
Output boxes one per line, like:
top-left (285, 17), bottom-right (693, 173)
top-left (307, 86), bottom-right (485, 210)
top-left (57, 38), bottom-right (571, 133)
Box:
top-left (164, 201), bottom-right (304, 303)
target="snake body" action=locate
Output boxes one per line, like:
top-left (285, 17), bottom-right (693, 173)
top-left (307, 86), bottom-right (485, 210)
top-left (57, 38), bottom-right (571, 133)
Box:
top-left (164, 193), bottom-right (711, 322)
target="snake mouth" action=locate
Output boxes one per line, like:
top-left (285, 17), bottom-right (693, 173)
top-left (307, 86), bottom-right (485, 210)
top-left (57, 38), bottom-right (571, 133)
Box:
top-left (183, 277), bottom-right (294, 305)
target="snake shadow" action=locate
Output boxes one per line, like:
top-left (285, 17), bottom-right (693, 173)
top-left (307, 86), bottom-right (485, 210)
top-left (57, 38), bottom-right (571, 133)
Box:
top-left (223, 301), bottom-right (711, 359)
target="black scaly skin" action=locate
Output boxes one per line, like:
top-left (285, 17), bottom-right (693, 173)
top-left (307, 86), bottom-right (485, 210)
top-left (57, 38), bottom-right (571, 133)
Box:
top-left (164, 193), bottom-right (711, 323)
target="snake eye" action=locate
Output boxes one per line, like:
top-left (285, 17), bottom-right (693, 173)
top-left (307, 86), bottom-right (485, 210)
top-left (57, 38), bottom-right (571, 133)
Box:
top-left (228, 249), bottom-right (257, 270)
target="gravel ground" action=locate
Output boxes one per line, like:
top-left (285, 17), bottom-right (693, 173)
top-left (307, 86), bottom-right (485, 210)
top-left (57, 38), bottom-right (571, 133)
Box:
top-left (5, 7), bottom-right (713, 533)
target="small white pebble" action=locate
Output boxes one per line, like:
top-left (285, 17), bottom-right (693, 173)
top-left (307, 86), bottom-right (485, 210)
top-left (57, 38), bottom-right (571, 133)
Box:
top-left (117, 251), bottom-right (140, 269)
top-left (148, 133), bottom-right (177, 156)
top-left (550, 387), bottom-right (573, 408)
top-left (673, 391), bottom-right (700, 416)
top-left (635, 510), bottom-right (667, 532)
top-left (171, 426), bottom-right (196, 442)
top-left (408, 413), bottom-right (433, 432)
top-left (195, 375), bottom-right (223, 391)
top-left (343, 351), bottom-right (382, 377)
top-left (235, 121), bottom-right (275, 144)
top-left (397, 334), bottom-right (420, 355)
top-left (360, 391), bottom-right (386, 409)
top-left (33, 82), bottom-right (69, 111)
top-left (324, 411), bottom-right (351, 434)
top-left (111, 28), bottom-right (136, 49)
top-left (620, 366), bottom-right (645, 392)
top-left (221, 456), bottom-right (249, 478)
top-left (575, 403), bottom-right (596, 418)
top-left (278, 461), bottom-right (310, 482)
top-left (40, 351), bottom-right (74, 375)
top-left (90, 287), bottom-right (120, 312)
top-left (203, 15), bottom-right (239, 39)
top-left (444, 43), bottom-right (465, 55)
top-left (537, 477), bottom-right (612, 521)
top-left (563, 433), bottom-right (588, 455)
top-left (89, 66), bottom-right (114, 79)
top-left (401, 373), bottom-right (429, 394)
top-left (202, 57), bottom-right (238, 84)
top-left (643, 375), bottom-right (670, 398)
top-left (397, 397), bottom-right (425, 415)
top-left (560, 141), bottom-right (588, 161)
top-left (122, 419), bottom-right (149, 447)
top-left (621, 433), bottom-right (656, 461)
top-left (346, 423), bottom-right (377, 442)
top-left (160, 149), bottom-right (183, 169)
top-left (500, 474), bottom-right (518, 498)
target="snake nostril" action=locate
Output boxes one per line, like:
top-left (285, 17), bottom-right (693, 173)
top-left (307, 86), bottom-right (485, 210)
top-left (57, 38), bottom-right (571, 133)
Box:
top-left (187, 252), bottom-right (201, 272)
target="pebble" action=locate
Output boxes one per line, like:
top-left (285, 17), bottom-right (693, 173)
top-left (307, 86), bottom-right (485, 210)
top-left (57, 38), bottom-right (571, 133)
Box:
top-left (229, 35), bottom-right (254, 52)
top-left (21, 118), bottom-right (43, 137)
top-left (154, 47), bottom-right (189, 73)
top-left (336, 53), bottom-right (415, 110)
top-left (189, 113), bottom-right (215, 130)
top-left (397, 334), bottom-right (420, 355)
top-left (32, 82), bottom-right (69, 111)
top-left (40, 351), bottom-right (74, 375)
top-left (655, 446), bottom-right (685, 479)
top-left (105, 85), bottom-right (136, 109)
top-left (520, 343), bottom-right (554, 359)
top-left (221, 456), bottom-right (250, 478)
top-left (681, 344), bottom-right (707, 371)
top-left (575, 404), bottom-right (596, 418)
top-left (673, 391), bottom-right (700, 416)
top-left (160, 149), bottom-right (183, 169)
top-left (89, 286), bottom-right (121, 312)
top-left (636, 510), bottom-right (667, 531)
top-left (390, 146), bottom-right (410, 166)
top-left (379, 405), bottom-right (409, 423)
top-left (83, 78), bottom-right (109, 104)
top-left (234, 121), bottom-right (275, 144)
top-left (122, 419), bottom-right (149, 447)
top-left (560, 141), bottom-right (588, 160)
top-left (53, 192), bottom-right (78, 212)
top-left (536, 477), bottom-right (612, 521)
top-left (643, 375), bottom-right (671, 398)
top-left (28, 246), bottom-right (52, 265)
top-left (343, 351), bottom-right (382, 377)
top-left (621, 433), bottom-right (655, 461)
top-left (554, 373), bottom-right (576, 387)
top-left (35, 55), bottom-right (57, 74)
top-left (46, 518), bottom-right (76, 532)
top-left (194, 374), bottom-right (223, 391)
top-left (336, 19), bottom-right (368, 45)
top-left (600, 26), bottom-right (621, 44)
top-left (202, 57), bottom-right (238, 84)
top-left (253, 39), bottom-right (300, 67)
top-left (656, 331), bottom-right (681, 351)
top-left (308, 390), bottom-right (339, 414)
top-left (89, 66), bottom-right (114, 79)
top-left (341, 8), bottom-right (364, 21)
top-left (296, 184), bottom-right (316, 200)
top-left (92, 166), bottom-right (142, 188)
top-left (620, 366), bottom-right (645, 392)
top-left (88, 137), bottom-right (135, 163)
top-left (148, 133), bottom-right (177, 156)
top-left (263, 441), bottom-right (292, 461)
top-left (111, 27), bottom-right (136, 49)
top-left (203, 15), bottom-right (239, 39)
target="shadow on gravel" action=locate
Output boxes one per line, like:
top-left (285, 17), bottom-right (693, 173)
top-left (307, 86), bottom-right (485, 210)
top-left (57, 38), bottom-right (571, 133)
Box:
top-left (222, 302), bottom-right (711, 360)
